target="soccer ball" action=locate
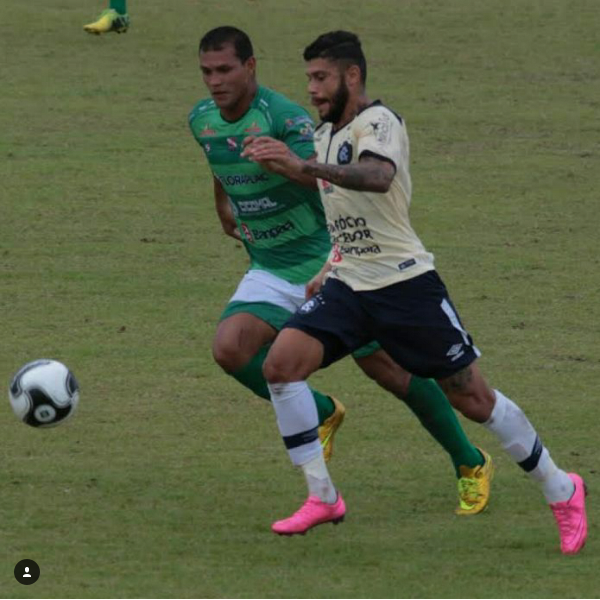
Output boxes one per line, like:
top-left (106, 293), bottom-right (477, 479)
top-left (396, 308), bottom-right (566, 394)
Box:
top-left (8, 359), bottom-right (80, 428)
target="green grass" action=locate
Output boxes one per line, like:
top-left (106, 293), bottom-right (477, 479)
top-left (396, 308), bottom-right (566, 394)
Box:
top-left (1, 0), bottom-right (599, 597)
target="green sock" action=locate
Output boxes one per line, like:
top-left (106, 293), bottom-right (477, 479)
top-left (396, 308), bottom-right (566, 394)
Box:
top-left (230, 345), bottom-right (271, 400)
top-left (109, 0), bottom-right (127, 15)
top-left (311, 390), bottom-right (335, 425)
top-left (403, 377), bottom-right (483, 477)
top-left (230, 345), bottom-right (335, 425)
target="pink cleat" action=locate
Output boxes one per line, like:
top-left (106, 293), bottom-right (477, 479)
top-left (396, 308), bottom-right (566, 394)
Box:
top-left (272, 494), bottom-right (346, 536)
top-left (550, 472), bottom-right (588, 555)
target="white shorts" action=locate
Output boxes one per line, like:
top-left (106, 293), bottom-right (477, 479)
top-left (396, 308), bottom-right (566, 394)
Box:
top-left (228, 269), bottom-right (306, 313)
top-left (220, 270), bottom-right (307, 331)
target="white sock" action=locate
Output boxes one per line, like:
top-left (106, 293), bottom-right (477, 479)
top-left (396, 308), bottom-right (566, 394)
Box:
top-left (302, 452), bottom-right (337, 504)
top-left (484, 389), bottom-right (574, 503)
top-left (268, 381), bottom-right (322, 466)
top-left (528, 447), bottom-right (575, 504)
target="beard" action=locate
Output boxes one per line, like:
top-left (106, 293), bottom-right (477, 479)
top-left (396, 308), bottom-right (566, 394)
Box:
top-left (322, 78), bottom-right (349, 124)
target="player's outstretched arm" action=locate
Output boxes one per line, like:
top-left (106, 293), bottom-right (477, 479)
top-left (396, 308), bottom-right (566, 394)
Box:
top-left (302, 155), bottom-right (395, 193)
top-left (241, 136), bottom-right (318, 190)
top-left (245, 137), bottom-right (394, 193)
top-left (213, 177), bottom-right (241, 241)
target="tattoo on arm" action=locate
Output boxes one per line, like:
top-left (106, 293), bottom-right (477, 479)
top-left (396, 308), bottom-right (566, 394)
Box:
top-left (301, 157), bottom-right (394, 193)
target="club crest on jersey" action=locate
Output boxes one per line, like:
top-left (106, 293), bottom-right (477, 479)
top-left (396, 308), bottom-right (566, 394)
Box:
top-left (337, 141), bottom-right (353, 165)
top-left (244, 121), bottom-right (262, 133)
top-left (199, 124), bottom-right (216, 137)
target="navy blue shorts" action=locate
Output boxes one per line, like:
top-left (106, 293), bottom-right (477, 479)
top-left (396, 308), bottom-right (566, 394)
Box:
top-left (283, 270), bottom-right (480, 380)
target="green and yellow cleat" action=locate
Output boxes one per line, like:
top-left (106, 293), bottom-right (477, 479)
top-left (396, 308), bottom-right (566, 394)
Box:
top-left (455, 448), bottom-right (494, 515)
top-left (318, 396), bottom-right (345, 463)
top-left (84, 9), bottom-right (130, 35)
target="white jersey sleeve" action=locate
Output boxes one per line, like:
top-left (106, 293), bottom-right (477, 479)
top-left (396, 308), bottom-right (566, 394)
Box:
top-left (354, 104), bottom-right (408, 173)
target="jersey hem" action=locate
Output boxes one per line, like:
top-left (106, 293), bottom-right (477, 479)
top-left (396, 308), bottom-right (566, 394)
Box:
top-left (327, 263), bottom-right (435, 292)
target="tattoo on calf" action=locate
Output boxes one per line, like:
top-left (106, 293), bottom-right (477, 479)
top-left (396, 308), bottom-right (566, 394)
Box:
top-left (443, 366), bottom-right (473, 393)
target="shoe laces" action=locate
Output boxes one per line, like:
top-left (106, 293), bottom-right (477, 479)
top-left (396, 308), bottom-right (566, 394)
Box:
top-left (458, 475), bottom-right (482, 506)
top-left (100, 8), bottom-right (128, 23)
top-left (287, 496), bottom-right (322, 523)
top-left (552, 502), bottom-right (576, 533)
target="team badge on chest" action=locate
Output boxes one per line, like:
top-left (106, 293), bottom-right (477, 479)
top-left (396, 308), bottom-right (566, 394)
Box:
top-left (337, 141), bottom-right (353, 165)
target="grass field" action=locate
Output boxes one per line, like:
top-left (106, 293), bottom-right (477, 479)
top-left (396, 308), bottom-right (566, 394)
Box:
top-left (1, 0), bottom-right (599, 597)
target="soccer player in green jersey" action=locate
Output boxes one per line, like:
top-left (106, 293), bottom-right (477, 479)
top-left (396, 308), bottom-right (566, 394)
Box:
top-left (84, 0), bottom-right (129, 34)
top-left (189, 26), bottom-right (492, 514)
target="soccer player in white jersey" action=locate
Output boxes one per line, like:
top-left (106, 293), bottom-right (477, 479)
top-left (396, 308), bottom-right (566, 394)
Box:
top-left (191, 27), bottom-right (494, 515)
top-left (242, 31), bottom-right (588, 553)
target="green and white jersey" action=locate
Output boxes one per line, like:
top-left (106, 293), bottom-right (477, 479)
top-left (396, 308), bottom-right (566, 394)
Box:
top-left (189, 85), bottom-right (330, 284)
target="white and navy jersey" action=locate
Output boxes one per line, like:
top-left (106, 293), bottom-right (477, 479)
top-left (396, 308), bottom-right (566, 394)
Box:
top-left (314, 102), bottom-right (435, 291)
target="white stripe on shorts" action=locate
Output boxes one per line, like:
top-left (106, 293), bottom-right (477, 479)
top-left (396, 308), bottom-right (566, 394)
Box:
top-left (440, 298), bottom-right (481, 357)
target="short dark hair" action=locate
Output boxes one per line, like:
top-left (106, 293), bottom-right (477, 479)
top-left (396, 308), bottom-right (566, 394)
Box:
top-left (303, 31), bottom-right (367, 84)
top-left (199, 26), bottom-right (254, 63)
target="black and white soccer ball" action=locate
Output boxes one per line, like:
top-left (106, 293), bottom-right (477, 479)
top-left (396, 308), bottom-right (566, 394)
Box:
top-left (8, 359), bottom-right (80, 428)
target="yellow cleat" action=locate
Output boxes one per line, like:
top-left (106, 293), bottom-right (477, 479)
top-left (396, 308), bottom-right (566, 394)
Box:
top-left (455, 448), bottom-right (494, 515)
top-left (318, 396), bottom-right (345, 463)
top-left (84, 9), bottom-right (130, 35)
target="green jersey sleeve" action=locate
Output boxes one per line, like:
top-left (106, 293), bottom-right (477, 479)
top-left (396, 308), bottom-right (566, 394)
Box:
top-left (273, 107), bottom-right (316, 160)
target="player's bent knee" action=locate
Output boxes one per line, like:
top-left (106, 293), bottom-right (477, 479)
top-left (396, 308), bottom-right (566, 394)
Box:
top-left (212, 313), bottom-right (277, 373)
top-left (263, 328), bottom-right (324, 383)
top-left (212, 339), bottom-right (246, 374)
top-left (262, 353), bottom-right (296, 384)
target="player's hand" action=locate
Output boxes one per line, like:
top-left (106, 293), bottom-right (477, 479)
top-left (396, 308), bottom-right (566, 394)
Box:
top-left (224, 224), bottom-right (242, 241)
top-left (305, 263), bottom-right (332, 299)
top-left (305, 275), bottom-right (323, 299)
top-left (241, 136), bottom-right (304, 177)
